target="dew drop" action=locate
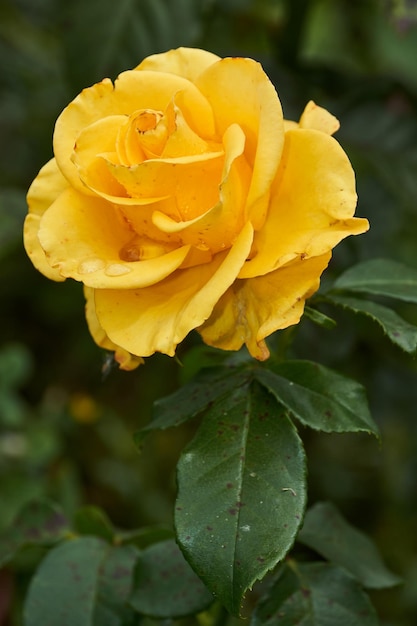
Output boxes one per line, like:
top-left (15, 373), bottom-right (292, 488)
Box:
top-left (105, 263), bottom-right (133, 276)
top-left (119, 241), bottom-right (142, 262)
top-left (77, 258), bottom-right (105, 274)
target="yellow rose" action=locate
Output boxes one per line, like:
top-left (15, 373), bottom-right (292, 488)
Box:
top-left (24, 48), bottom-right (368, 370)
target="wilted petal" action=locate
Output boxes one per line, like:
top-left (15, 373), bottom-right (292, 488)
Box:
top-left (200, 253), bottom-right (332, 359)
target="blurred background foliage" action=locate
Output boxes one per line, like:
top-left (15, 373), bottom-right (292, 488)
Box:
top-left (1, 0), bottom-right (417, 623)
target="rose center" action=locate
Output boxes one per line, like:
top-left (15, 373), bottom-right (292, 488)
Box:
top-left (130, 109), bottom-right (168, 159)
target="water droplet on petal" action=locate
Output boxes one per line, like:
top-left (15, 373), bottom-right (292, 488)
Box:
top-left (105, 263), bottom-right (132, 276)
top-left (78, 258), bottom-right (106, 274)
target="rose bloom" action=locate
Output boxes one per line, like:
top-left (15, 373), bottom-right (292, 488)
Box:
top-left (24, 47), bottom-right (368, 370)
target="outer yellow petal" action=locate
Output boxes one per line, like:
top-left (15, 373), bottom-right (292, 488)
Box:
top-left (26, 158), bottom-right (69, 216)
top-left (195, 57), bottom-right (285, 228)
top-left (84, 287), bottom-right (143, 370)
top-left (38, 187), bottom-right (191, 288)
top-left (24, 159), bottom-right (70, 281)
top-left (299, 101), bottom-right (340, 135)
top-left (239, 128), bottom-right (369, 279)
top-left (284, 102), bottom-right (339, 135)
top-left (54, 71), bottom-right (215, 191)
top-left (134, 47), bottom-right (220, 82)
top-left (93, 222), bottom-right (254, 357)
top-left (199, 253), bottom-right (332, 359)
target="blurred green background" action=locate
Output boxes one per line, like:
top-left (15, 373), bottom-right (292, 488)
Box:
top-left (1, 0), bottom-right (417, 623)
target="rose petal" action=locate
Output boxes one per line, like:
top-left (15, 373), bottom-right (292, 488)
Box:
top-left (38, 187), bottom-right (191, 288)
top-left (195, 57), bottom-right (285, 229)
top-left (299, 100), bottom-right (340, 135)
top-left (161, 99), bottom-right (217, 158)
top-left (26, 158), bottom-right (69, 216)
top-left (199, 253), bottom-right (332, 359)
top-left (54, 70), bottom-right (215, 191)
top-left (93, 222), bottom-right (254, 357)
top-left (106, 151), bottom-right (224, 219)
top-left (135, 47), bottom-right (220, 82)
top-left (84, 287), bottom-right (143, 370)
top-left (24, 159), bottom-right (70, 281)
top-left (151, 123), bottom-right (250, 253)
top-left (239, 128), bottom-right (369, 279)
top-left (72, 115), bottom-right (131, 198)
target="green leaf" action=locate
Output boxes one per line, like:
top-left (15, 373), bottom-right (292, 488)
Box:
top-left (137, 366), bottom-right (250, 443)
top-left (252, 562), bottom-right (379, 626)
top-left (325, 294), bottom-right (417, 354)
top-left (304, 306), bottom-right (337, 329)
top-left (94, 544), bottom-right (140, 626)
top-left (23, 537), bottom-right (139, 626)
top-left (130, 539), bottom-right (213, 618)
top-left (73, 506), bottom-right (115, 543)
top-left (24, 537), bottom-right (109, 626)
top-left (331, 258), bottom-right (417, 304)
top-left (175, 381), bottom-right (307, 616)
top-left (297, 502), bottom-right (401, 589)
top-left (255, 360), bottom-right (378, 436)
top-left (0, 500), bottom-right (69, 567)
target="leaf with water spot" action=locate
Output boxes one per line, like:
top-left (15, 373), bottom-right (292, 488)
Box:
top-left (252, 562), bottom-right (379, 626)
top-left (175, 380), bottom-right (307, 616)
top-left (255, 360), bottom-right (378, 436)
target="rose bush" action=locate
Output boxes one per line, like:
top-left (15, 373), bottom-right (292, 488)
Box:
top-left (24, 47), bottom-right (368, 369)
